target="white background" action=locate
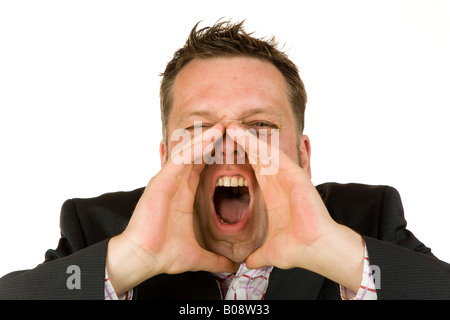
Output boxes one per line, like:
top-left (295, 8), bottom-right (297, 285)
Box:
top-left (1, 0), bottom-right (449, 278)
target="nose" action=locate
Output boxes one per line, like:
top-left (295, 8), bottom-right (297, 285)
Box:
top-left (220, 130), bottom-right (246, 164)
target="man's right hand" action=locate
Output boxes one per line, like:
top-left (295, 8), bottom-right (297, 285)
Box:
top-left (106, 123), bottom-right (235, 296)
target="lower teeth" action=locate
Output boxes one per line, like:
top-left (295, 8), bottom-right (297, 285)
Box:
top-left (219, 216), bottom-right (229, 224)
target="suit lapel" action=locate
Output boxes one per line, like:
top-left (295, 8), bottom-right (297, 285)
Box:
top-left (264, 267), bottom-right (324, 299)
top-left (136, 268), bottom-right (324, 300)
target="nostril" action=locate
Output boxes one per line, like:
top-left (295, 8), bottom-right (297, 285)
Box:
top-left (219, 133), bottom-right (247, 164)
top-left (235, 145), bottom-right (246, 164)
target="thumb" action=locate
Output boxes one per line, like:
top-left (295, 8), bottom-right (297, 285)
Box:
top-left (196, 249), bottom-right (236, 274)
top-left (245, 248), bottom-right (269, 270)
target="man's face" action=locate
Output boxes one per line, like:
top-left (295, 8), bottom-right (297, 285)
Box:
top-left (161, 57), bottom-right (311, 264)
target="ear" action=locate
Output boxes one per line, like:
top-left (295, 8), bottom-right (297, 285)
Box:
top-left (299, 135), bottom-right (312, 178)
top-left (159, 140), bottom-right (167, 168)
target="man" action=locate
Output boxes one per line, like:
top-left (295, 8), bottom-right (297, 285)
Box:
top-left (0, 20), bottom-right (449, 300)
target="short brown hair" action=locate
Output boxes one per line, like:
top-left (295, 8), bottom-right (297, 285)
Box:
top-left (160, 20), bottom-right (307, 144)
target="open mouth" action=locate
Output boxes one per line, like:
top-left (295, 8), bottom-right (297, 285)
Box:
top-left (213, 175), bottom-right (250, 225)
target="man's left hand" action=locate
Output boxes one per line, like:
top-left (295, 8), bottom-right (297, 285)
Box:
top-left (229, 123), bottom-right (365, 293)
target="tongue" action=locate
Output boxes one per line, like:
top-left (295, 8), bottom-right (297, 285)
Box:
top-left (215, 194), bottom-right (249, 224)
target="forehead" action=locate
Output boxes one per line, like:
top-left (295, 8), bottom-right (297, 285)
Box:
top-left (169, 57), bottom-right (292, 126)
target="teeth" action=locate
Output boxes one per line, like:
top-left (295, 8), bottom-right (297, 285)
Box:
top-left (216, 175), bottom-right (248, 187)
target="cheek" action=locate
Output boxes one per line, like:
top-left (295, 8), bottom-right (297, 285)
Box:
top-left (192, 186), bottom-right (212, 247)
top-left (277, 134), bottom-right (300, 163)
top-left (250, 191), bottom-right (269, 237)
top-left (193, 182), bottom-right (210, 215)
top-left (260, 122), bottom-right (295, 151)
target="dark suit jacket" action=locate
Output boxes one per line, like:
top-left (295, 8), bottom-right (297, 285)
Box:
top-left (1, 183), bottom-right (449, 299)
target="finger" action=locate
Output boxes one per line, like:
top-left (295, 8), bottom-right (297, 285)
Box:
top-left (226, 122), bottom-right (280, 176)
top-left (195, 249), bottom-right (236, 273)
top-left (190, 124), bottom-right (225, 177)
top-left (245, 247), bottom-right (269, 270)
top-left (165, 123), bottom-right (225, 176)
top-left (229, 122), bottom-right (306, 180)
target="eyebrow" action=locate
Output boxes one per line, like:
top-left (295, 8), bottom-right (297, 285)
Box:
top-left (177, 110), bottom-right (214, 124)
top-left (239, 107), bottom-right (284, 120)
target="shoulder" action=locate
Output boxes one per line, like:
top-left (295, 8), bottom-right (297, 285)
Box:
top-left (60, 187), bottom-right (145, 244)
top-left (316, 182), bottom-right (399, 211)
top-left (66, 187), bottom-right (145, 213)
top-left (316, 182), bottom-right (403, 236)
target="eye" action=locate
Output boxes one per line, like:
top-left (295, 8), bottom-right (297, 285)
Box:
top-left (247, 121), bottom-right (278, 129)
top-left (185, 122), bottom-right (212, 131)
top-left (245, 121), bottom-right (278, 137)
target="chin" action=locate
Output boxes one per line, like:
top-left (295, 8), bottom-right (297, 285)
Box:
top-left (206, 238), bottom-right (261, 265)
